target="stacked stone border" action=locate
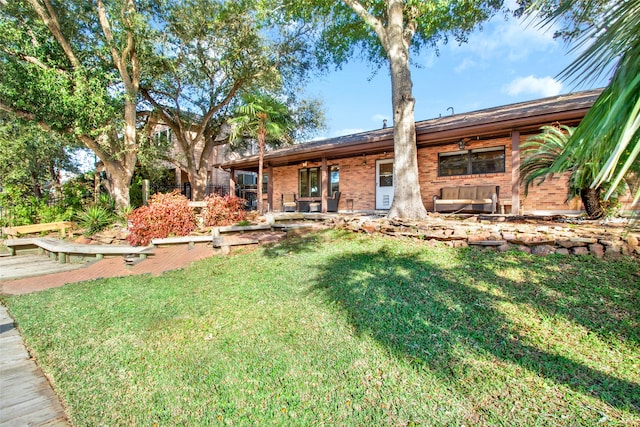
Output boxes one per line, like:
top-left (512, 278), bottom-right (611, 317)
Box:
top-left (331, 214), bottom-right (640, 258)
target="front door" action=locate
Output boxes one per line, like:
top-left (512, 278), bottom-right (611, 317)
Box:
top-left (376, 159), bottom-right (394, 210)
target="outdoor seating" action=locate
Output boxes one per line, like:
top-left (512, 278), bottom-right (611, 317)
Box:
top-left (282, 193), bottom-right (297, 212)
top-left (327, 191), bottom-right (341, 212)
top-left (433, 185), bottom-right (499, 214)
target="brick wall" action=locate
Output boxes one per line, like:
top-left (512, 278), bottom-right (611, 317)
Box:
top-left (265, 135), bottom-right (625, 213)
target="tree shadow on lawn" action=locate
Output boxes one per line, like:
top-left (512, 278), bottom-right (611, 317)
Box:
top-left (261, 230), bottom-right (324, 258)
top-left (312, 245), bottom-right (640, 413)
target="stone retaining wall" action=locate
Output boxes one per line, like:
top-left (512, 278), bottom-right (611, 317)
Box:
top-left (331, 215), bottom-right (640, 258)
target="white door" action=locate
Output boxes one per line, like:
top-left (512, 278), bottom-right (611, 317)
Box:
top-left (376, 159), bottom-right (394, 210)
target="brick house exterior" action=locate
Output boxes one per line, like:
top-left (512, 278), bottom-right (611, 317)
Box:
top-left (217, 89), bottom-right (630, 215)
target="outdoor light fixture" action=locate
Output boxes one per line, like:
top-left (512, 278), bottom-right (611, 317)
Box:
top-left (458, 138), bottom-right (469, 150)
top-left (362, 154), bottom-right (367, 165)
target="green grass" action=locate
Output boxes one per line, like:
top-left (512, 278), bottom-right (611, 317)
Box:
top-left (3, 229), bottom-right (639, 426)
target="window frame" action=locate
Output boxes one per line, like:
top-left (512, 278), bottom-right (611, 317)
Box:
top-left (438, 145), bottom-right (505, 177)
top-left (298, 167), bottom-right (321, 198)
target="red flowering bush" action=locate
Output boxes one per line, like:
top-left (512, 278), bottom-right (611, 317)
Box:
top-left (202, 194), bottom-right (247, 226)
top-left (127, 191), bottom-right (196, 246)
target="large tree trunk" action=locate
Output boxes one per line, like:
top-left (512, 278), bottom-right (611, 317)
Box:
top-left (102, 158), bottom-right (134, 209)
top-left (385, 1), bottom-right (428, 220)
top-left (580, 187), bottom-right (605, 219)
top-left (188, 168), bottom-right (209, 201)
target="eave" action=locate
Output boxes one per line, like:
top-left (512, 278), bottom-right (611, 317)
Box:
top-left (218, 88), bottom-right (602, 171)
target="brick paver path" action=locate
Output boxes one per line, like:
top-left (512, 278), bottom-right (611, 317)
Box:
top-left (1, 231), bottom-right (286, 296)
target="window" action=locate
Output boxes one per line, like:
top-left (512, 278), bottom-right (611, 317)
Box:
top-left (330, 165), bottom-right (339, 195)
top-left (237, 172), bottom-right (257, 186)
top-left (262, 174), bottom-right (268, 194)
top-left (299, 167), bottom-right (321, 197)
top-left (438, 146), bottom-right (505, 176)
top-left (153, 128), bottom-right (172, 146)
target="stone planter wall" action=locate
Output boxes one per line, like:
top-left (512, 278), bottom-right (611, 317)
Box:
top-left (331, 215), bottom-right (640, 258)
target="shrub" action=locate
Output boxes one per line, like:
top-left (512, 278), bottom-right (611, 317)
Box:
top-left (202, 194), bottom-right (247, 227)
top-left (127, 191), bottom-right (196, 246)
top-left (76, 205), bottom-right (114, 236)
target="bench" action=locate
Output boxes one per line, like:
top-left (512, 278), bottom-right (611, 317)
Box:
top-left (4, 237), bottom-right (154, 264)
top-left (2, 221), bottom-right (76, 238)
top-left (433, 185), bottom-right (499, 214)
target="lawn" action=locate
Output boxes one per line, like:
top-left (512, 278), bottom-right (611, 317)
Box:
top-left (3, 229), bottom-right (639, 426)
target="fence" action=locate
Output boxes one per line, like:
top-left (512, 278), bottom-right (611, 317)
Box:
top-left (148, 183), bottom-right (231, 201)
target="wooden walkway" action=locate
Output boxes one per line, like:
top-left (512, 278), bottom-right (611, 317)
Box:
top-left (0, 304), bottom-right (69, 426)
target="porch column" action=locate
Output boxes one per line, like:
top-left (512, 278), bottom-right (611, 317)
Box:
top-left (321, 157), bottom-right (328, 213)
top-left (267, 163), bottom-right (274, 212)
top-left (511, 130), bottom-right (521, 215)
top-left (229, 168), bottom-right (236, 197)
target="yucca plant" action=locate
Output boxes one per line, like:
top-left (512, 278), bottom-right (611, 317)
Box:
top-left (76, 205), bottom-right (114, 236)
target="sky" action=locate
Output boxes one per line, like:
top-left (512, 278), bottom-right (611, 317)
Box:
top-left (302, 2), bottom-right (608, 140)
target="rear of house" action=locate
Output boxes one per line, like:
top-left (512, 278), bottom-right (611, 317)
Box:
top-left (215, 89), bottom-right (635, 216)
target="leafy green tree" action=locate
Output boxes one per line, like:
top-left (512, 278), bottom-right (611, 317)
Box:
top-left (284, 0), bottom-right (504, 219)
top-left (139, 0), bottom-right (279, 200)
top-left (523, 0), bottom-right (640, 205)
top-left (140, 0), bottom-right (323, 201)
top-left (229, 92), bottom-right (295, 214)
top-left (0, 117), bottom-right (79, 198)
top-left (0, 0), bottom-right (152, 208)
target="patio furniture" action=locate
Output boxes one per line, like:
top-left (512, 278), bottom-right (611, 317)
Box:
top-left (281, 193), bottom-right (297, 212)
top-left (327, 191), bottom-right (341, 212)
top-left (433, 185), bottom-right (499, 214)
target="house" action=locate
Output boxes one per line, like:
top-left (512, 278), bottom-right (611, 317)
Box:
top-left (215, 88), bottom-right (630, 215)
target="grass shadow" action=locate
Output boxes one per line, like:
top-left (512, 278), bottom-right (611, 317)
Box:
top-left (312, 244), bottom-right (639, 413)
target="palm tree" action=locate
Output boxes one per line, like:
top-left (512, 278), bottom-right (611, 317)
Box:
top-left (528, 0), bottom-right (640, 205)
top-left (229, 93), bottom-right (294, 214)
top-left (520, 125), bottom-right (606, 218)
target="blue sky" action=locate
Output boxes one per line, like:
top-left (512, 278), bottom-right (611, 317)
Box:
top-left (302, 2), bottom-right (608, 140)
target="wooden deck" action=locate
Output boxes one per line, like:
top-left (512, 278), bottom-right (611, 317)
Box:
top-left (0, 304), bottom-right (69, 426)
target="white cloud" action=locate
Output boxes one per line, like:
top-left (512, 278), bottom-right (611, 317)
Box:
top-left (450, 12), bottom-right (559, 63)
top-left (454, 58), bottom-right (477, 73)
top-left (502, 75), bottom-right (563, 97)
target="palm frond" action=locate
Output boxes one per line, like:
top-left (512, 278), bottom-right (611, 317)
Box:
top-left (520, 125), bottom-right (575, 196)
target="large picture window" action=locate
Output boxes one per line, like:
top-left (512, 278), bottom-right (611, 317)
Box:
top-left (299, 167), bottom-right (321, 197)
top-left (438, 146), bottom-right (505, 176)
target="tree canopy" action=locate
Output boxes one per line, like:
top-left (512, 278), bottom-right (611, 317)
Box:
top-left (282, 0), bottom-right (504, 219)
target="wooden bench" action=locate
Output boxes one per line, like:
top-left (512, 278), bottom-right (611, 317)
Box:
top-left (2, 221), bottom-right (76, 238)
top-left (4, 237), bottom-right (154, 264)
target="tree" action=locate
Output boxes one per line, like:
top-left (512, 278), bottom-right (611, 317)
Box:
top-left (139, 0), bottom-right (280, 200)
top-left (140, 0), bottom-right (323, 201)
top-left (0, 0), bottom-right (150, 208)
top-left (0, 116), bottom-right (79, 198)
top-left (523, 0), bottom-right (640, 205)
top-left (229, 92), bottom-right (295, 214)
top-left (285, 0), bottom-right (503, 219)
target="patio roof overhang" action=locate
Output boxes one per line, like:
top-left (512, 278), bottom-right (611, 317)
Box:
top-left (218, 88), bottom-right (602, 172)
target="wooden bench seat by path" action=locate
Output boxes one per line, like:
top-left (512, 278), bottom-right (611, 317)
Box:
top-left (2, 221), bottom-right (76, 238)
top-left (4, 237), bottom-right (154, 264)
